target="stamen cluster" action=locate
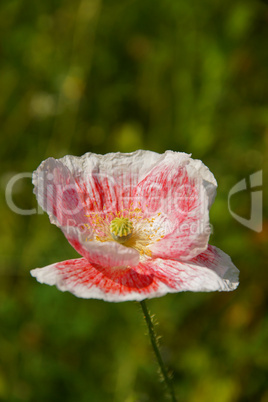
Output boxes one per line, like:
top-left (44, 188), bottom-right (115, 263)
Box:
top-left (85, 204), bottom-right (164, 258)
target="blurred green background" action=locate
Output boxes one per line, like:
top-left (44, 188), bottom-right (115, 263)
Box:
top-left (0, 0), bottom-right (268, 401)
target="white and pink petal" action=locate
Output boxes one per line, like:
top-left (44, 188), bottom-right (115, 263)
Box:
top-left (32, 157), bottom-right (88, 228)
top-left (135, 151), bottom-right (211, 261)
top-left (59, 150), bottom-right (164, 213)
top-left (30, 258), bottom-right (170, 302)
top-left (146, 245), bottom-right (239, 293)
top-left (31, 245), bottom-right (238, 302)
top-left (33, 150), bottom-right (165, 230)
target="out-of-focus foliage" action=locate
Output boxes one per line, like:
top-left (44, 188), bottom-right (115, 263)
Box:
top-left (0, 0), bottom-right (267, 400)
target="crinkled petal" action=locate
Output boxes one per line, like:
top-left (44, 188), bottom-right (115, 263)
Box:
top-left (135, 151), bottom-right (211, 261)
top-left (145, 245), bottom-right (239, 293)
top-left (30, 258), bottom-right (168, 302)
top-left (32, 151), bottom-right (168, 246)
top-left (32, 157), bottom-right (88, 228)
top-left (58, 150), bottom-right (164, 213)
top-left (33, 150), bottom-right (163, 225)
top-left (189, 158), bottom-right (217, 208)
top-left (30, 245), bottom-right (239, 302)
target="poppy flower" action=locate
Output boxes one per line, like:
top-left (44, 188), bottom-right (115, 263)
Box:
top-left (31, 150), bottom-right (239, 302)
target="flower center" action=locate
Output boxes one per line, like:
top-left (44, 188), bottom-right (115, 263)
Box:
top-left (110, 217), bottom-right (133, 244)
top-left (85, 205), bottom-right (165, 259)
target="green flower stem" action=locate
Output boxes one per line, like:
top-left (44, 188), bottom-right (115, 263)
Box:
top-left (140, 300), bottom-right (177, 402)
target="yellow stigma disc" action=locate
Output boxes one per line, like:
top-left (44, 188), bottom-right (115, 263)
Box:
top-left (110, 217), bottom-right (133, 243)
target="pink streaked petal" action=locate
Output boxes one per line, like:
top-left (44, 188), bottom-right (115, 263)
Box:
top-left (30, 245), bottom-right (238, 302)
top-left (145, 245), bottom-right (239, 292)
top-left (30, 258), bottom-right (169, 302)
top-left (64, 226), bottom-right (140, 267)
top-left (191, 245), bottom-right (239, 289)
top-left (59, 150), bottom-right (164, 214)
top-left (33, 158), bottom-right (88, 228)
top-left (33, 151), bottom-right (165, 231)
top-left (135, 151), bottom-right (211, 260)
